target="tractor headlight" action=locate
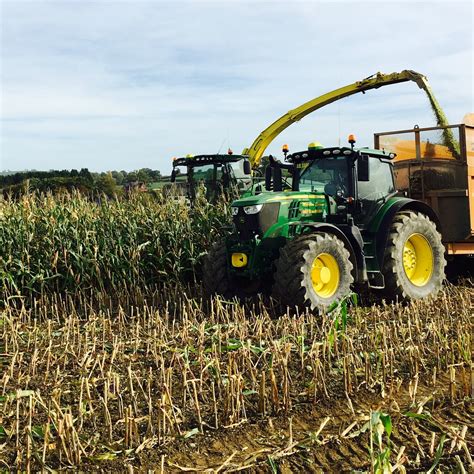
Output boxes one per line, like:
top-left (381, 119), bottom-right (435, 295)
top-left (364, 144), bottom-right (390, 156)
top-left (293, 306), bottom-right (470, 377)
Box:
top-left (231, 206), bottom-right (239, 216)
top-left (243, 204), bottom-right (263, 215)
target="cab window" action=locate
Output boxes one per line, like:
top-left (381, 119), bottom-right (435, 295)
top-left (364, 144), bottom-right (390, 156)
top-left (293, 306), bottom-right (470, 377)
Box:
top-left (299, 157), bottom-right (349, 194)
top-left (358, 159), bottom-right (395, 201)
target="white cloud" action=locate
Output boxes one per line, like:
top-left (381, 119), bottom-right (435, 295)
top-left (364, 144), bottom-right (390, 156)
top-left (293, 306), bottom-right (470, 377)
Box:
top-left (0, 0), bottom-right (472, 172)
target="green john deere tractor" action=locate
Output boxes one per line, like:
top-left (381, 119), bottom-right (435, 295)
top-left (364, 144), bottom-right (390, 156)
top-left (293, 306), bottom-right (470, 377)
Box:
top-left (203, 138), bottom-right (446, 310)
top-left (170, 153), bottom-right (252, 203)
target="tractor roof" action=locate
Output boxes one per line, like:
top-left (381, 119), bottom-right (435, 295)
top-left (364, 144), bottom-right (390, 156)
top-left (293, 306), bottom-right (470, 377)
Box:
top-left (287, 147), bottom-right (396, 164)
top-left (173, 154), bottom-right (245, 168)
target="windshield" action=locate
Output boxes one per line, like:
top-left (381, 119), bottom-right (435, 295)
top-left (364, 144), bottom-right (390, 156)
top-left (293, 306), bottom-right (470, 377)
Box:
top-left (172, 164), bottom-right (188, 181)
top-left (299, 157), bottom-right (349, 195)
top-left (229, 161), bottom-right (245, 179)
top-left (192, 164), bottom-right (215, 182)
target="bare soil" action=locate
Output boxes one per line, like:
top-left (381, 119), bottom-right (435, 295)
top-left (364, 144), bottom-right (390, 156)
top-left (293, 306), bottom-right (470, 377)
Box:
top-left (139, 374), bottom-right (473, 472)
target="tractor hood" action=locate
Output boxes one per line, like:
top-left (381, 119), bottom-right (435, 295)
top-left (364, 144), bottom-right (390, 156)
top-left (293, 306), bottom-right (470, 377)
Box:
top-left (231, 191), bottom-right (329, 241)
top-left (231, 190), bottom-right (326, 207)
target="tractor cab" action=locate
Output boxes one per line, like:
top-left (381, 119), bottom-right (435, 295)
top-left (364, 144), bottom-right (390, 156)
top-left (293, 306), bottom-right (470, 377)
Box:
top-left (170, 153), bottom-right (251, 203)
top-left (259, 141), bottom-right (398, 227)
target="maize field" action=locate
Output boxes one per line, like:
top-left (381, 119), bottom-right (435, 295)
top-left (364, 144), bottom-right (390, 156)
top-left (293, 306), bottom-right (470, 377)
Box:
top-left (0, 192), bottom-right (230, 305)
top-left (0, 193), bottom-right (472, 472)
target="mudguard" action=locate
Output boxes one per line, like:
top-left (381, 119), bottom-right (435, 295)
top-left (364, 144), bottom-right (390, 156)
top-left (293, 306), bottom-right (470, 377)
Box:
top-left (371, 198), bottom-right (442, 268)
top-left (290, 221), bottom-right (367, 283)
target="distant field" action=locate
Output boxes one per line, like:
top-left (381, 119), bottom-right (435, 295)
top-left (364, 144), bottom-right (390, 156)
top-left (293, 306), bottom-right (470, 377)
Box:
top-left (148, 176), bottom-right (188, 190)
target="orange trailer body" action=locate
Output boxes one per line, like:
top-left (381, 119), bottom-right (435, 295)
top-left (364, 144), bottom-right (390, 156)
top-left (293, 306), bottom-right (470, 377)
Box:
top-left (374, 121), bottom-right (474, 256)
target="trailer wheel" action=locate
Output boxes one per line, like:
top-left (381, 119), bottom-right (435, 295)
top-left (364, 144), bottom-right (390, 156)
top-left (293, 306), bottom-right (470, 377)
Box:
top-left (382, 211), bottom-right (446, 301)
top-left (202, 239), bottom-right (259, 299)
top-left (273, 232), bottom-right (354, 311)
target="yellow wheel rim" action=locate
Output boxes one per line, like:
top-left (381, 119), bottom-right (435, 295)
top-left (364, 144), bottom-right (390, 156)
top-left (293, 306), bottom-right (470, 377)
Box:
top-left (402, 233), bottom-right (433, 287)
top-left (311, 253), bottom-right (340, 298)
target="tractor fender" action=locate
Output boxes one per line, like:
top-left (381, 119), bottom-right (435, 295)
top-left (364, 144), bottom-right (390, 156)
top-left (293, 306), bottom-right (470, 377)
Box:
top-left (291, 222), bottom-right (366, 283)
top-left (373, 198), bottom-right (442, 268)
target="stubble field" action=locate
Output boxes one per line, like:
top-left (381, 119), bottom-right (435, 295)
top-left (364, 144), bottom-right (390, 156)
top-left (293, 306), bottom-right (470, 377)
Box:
top-left (0, 193), bottom-right (472, 472)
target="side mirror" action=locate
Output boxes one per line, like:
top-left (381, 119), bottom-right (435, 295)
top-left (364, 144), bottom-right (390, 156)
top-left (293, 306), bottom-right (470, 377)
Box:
top-left (358, 155), bottom-right (370, 181)
top-left (170, 169), bottom-right (176, 182)
top-left (243, 159), bottom-right (251, 175)
top-left (265, 166), bottom-right (272, 191)
top-left (291, 166), bottom-right (300, 191)
top-left (273, 166), bottom-right (282, 192)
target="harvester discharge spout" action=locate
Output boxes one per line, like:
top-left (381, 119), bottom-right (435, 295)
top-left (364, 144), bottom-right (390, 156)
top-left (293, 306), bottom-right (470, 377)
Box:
top-left (243, 69), bottom-right (460, 168)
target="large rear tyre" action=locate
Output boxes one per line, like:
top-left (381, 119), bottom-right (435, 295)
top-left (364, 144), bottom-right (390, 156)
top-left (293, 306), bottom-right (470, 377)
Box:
top-left (382, 211), bottom-right (446, 301)
top-left (272, 233), bottom-right (354, 311)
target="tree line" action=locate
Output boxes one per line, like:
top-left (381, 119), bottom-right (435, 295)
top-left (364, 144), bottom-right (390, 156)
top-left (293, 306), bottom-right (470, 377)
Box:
top-left (0, 168), bottom-right (162, 197)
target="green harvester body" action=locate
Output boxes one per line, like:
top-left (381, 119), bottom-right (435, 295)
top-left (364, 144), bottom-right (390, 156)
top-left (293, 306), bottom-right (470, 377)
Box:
top-left (171, 154), bottom-right (251, 202)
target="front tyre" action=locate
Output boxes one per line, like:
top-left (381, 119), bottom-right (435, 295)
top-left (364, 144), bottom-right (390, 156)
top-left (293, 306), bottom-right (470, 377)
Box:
top-left (202, 239), bottom-right (232, 297)
top-left (272, 232), bottom-right (354, 311)
top-left (202, 239), bottom-right (260, 300)
top-left (382, 211), bottom-right (446, 301)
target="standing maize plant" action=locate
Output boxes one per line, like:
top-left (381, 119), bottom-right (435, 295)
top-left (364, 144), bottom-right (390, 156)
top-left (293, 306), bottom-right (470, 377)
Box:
top-left (0, 191), bottom-right (231, 303)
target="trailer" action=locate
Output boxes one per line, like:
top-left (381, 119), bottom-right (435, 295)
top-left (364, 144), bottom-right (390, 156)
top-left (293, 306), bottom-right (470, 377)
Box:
top-left (375, 116), bottom-right (474, 257)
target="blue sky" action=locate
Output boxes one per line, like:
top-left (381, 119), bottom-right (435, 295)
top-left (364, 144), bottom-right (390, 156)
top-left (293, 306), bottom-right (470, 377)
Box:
top-left (1, 0), bottom-right (472, 173)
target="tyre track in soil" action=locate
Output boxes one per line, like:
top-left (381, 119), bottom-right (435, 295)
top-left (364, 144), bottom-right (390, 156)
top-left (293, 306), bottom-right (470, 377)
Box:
top-left (157, 373), bottom-right (473, 473)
